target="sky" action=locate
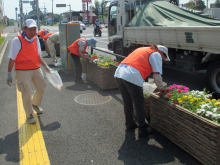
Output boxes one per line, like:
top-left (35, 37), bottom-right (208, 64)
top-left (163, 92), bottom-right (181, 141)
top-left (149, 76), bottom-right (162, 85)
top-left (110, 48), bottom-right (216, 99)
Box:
top-left (3, 0), bottom-right (217, 20)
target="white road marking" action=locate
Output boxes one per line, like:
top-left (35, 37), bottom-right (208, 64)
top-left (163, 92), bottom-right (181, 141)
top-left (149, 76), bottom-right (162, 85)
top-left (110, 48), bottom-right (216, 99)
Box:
top-left (1, 33), bottom-right (8, 37)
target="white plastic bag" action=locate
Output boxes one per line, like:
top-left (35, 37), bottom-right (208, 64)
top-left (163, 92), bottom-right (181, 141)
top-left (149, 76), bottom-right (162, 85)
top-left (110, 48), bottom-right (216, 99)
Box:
top-left (143, 82), bottom-right (157, 95)
top-left (45, 70), bottom-right (63, 90)
top-left (54, 58), bottom-right (62, 67)
top-left (81, 73), bottom-right (86, 81)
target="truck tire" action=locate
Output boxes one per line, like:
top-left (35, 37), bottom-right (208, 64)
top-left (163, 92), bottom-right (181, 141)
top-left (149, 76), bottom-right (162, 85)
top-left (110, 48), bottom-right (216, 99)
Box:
top-left (206, 62), bottom-right (220, 98)
top-left (114, 41), bottom-right (125, 61)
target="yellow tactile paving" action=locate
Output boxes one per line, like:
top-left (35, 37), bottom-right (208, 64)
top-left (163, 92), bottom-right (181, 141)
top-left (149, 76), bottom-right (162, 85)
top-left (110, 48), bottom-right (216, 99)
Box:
top-left (17, 87), bottom-right (50, 165)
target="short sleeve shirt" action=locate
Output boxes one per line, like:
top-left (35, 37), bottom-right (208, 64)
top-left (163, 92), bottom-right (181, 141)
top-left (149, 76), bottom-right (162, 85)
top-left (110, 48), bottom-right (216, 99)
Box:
top-left (8, 35), bottom-right (42, 60)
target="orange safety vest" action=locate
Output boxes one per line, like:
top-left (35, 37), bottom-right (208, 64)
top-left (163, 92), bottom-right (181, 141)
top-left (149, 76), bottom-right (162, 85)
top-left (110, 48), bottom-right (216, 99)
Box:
top-left (15, 35), bottom-right (40, 70)
top-left (43, 32), bottom-right (54, 40)
top-left (121, 47), bottom-right (159, 79)
top-left (67, 38), bottom-right (87, 56)
top-left (37, 30), bottom-right (47, 38)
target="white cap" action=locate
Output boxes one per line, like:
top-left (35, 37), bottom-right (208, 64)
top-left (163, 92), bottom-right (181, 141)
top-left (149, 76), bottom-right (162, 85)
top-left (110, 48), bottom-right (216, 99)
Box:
top-left (157, 45), bottom-right (170, 61)
top-left (46, 28), bottom-right (50, 32)
top-left (24, 19), bottom-right (37, 28)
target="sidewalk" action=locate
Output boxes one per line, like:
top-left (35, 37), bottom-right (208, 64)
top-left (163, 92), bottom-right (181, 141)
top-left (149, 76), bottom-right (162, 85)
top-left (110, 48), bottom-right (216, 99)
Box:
top-left (0, 28), bottom-right (202, 165)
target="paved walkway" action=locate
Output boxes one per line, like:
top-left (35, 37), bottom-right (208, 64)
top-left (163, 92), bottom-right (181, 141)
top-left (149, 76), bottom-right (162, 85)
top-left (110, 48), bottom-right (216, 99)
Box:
top-left (0, 25), bottom-right (202, 165)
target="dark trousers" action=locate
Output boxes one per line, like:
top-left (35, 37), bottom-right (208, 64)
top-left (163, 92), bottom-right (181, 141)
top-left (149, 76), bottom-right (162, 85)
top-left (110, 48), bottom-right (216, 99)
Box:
top-left (116, 78), bottom-right (147, 128)
top-left (71, 53), bottom-right (82, 81)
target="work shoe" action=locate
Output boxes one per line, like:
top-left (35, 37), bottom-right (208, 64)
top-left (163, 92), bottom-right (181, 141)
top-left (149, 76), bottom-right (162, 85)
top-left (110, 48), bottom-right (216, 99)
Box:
top-left (27, 114), bottom-right (36, 124)
top-left (138, 125), bottom-right (153, 137)
top-left (126, 123), bottom-right (138, 131)
top-left (33, 105), bottom-right (43, 114)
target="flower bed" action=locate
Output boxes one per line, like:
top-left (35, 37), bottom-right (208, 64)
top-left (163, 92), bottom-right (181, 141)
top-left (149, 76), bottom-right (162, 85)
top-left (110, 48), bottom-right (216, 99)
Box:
top-left (150, 85), bottom-right (220, 165)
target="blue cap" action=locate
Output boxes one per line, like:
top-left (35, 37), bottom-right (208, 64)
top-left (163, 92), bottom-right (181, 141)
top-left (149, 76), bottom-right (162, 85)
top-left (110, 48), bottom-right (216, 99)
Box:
top-left (86, 37), bottom-right (97, 48)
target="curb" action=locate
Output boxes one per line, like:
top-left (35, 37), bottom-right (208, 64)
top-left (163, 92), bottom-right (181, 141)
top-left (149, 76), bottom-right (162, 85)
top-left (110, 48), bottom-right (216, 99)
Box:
top-left (0, 39), bottom-right (8, 65)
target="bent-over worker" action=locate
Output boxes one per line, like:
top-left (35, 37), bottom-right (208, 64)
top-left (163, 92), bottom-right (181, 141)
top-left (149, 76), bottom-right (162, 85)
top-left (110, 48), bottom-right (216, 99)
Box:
top-left (114, 44), bottom-right (170, 137)
top-left (68, 37), bottom-right (97, 83)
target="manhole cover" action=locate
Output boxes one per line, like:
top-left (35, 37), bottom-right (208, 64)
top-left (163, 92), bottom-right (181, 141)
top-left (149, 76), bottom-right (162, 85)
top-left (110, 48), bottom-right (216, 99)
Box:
top-left (74, 93), bottom-right (112, 105)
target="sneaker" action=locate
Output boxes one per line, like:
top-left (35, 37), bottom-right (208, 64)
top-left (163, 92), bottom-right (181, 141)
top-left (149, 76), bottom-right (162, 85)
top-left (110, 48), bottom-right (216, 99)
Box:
top-left (27, 114), bottom-right (36, 124)
top-left (126, 123), bottom-right (138, 131)
top-left (138, 125), bottom-right (153, 137)
top-left (33, 105), bottom-right (43, 114)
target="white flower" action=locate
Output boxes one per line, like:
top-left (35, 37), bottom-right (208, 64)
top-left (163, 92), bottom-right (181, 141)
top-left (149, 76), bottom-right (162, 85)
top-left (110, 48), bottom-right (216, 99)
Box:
top-left (212, 114), bottom-right (219, 119)
top-left (213, 108), bottom-right (218, 113)
top-left (205, 111), bottom-right (213, 117)
top-left (201, 104), bottom-right (211, 109)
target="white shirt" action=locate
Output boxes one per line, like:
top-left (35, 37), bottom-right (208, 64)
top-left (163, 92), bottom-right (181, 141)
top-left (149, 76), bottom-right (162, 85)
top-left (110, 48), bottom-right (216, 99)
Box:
top-left (8, 35), bottom-right (42, 60)
top-left (77, 40), bottom-right (86, 52)
top-left (48, 32), bottom-right (59, 43)
top-left (114, 52), bottom-right (162, 87)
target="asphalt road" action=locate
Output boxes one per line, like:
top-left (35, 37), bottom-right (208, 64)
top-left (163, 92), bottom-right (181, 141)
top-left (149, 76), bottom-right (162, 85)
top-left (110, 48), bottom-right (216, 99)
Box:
top-left (0, 24), bottom-right (203, 165)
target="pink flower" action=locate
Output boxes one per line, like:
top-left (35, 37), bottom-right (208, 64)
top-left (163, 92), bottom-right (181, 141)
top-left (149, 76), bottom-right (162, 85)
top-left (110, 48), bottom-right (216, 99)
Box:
top-left (182, 90), bottom-right (189, 93)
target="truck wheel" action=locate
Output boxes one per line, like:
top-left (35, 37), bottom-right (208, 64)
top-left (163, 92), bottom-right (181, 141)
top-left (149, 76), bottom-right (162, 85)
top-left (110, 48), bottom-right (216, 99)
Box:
top-left (206, 62), bottom-right (220, 98)
top-left (114, 41), bottom-right (124, 61)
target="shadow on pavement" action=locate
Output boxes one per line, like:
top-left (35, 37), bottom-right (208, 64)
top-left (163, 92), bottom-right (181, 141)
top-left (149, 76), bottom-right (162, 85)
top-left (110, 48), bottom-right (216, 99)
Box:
top-left (0, 116), bottom-right (61, 163)
top-left (118, 130), bottom-right (202, 165)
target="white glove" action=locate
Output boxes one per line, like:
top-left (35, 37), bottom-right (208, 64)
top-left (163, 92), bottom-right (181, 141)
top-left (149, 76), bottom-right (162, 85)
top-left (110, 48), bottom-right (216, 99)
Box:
top-left (44, 65), bottom-right (51, 73)
top-left (153, 74), bottom-right (164, 91)
top-left (7, 72), bottom-right (12, 86)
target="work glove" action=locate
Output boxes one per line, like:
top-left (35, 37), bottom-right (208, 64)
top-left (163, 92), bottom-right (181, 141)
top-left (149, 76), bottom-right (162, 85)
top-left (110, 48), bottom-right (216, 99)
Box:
top-left (86, 57), bottom-right (90, 62)
top-left (44, 65), bottom-right (52, 73)
top-left (7, 72), bottom-right (12, 86)
top-left (153, 74), bottom-right (165, 91)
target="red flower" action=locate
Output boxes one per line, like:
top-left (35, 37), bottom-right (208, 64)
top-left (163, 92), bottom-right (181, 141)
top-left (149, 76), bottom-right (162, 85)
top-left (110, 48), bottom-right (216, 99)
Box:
top-left (167, 93), bottom-right (172, 98)
top-left (158, 92), bottom-right (162, 96)
top-left (173, 100), bottom-right (178, 104)
top-left (165, 89), bottom-right (169, 92)
top-left (177, 90), bottom-right (181, 93)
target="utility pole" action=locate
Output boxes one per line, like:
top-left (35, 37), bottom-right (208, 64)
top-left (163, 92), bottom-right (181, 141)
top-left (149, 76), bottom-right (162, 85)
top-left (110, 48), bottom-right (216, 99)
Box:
top-left (19, 0), bottom-right (23, 30)
top-left (36, 0), bottom-right (40, 31)
top-left (69, 4), bottom-right (71, 22)
top-left (207, 0), bottom-right (209, 8)
top-left (52, 0), bottom-right (54, 26)
top-left (44, 3), bottom-right (47, 26)
top-left (15, 7), bottom-right (18, 22)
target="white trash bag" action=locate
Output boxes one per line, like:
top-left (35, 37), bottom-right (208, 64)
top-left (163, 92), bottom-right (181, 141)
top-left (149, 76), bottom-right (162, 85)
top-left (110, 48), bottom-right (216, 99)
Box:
top-left (45, 70), bottom-right (63, 90)
top-left (81, 73), bottom-right (86, 81)
top-left (143, 82), bottom-right (157, 95)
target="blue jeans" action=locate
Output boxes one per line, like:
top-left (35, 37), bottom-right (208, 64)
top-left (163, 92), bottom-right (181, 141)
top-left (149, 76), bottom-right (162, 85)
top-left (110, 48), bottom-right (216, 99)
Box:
top-left (116, 78), bottom-right (147, 128)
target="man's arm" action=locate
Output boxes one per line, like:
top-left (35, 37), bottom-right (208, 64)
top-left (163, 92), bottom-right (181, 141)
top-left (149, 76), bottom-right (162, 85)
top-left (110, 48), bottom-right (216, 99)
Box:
top-left (79, 51), bottom-right (89, 59)
top-left (38, 56), bottom-right (51, 73)
top-left (8, 58), bottom-right (15, 72)
top-left (153, 72), bottom-right (165, 91)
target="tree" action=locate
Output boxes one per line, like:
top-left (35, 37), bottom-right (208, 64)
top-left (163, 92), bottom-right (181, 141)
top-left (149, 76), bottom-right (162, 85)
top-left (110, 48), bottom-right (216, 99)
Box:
top-left (53, 14), bottom-right (60, 23)
top-left (185, 0), bottom-right (206, 10)
top-left (197, 0), bottom-right (206, 10)
top-left (214, 0), bottom-right (220, 8)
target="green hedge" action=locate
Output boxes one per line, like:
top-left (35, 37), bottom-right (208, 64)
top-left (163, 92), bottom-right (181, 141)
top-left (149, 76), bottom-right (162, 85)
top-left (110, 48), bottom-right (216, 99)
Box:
top-left (0, 37), bottom-right (5, 46)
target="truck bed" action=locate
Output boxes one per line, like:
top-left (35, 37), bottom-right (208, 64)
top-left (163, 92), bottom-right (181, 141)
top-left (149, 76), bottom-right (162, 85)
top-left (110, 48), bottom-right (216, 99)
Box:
top-left (123, 26), bottom-right (220, 54)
